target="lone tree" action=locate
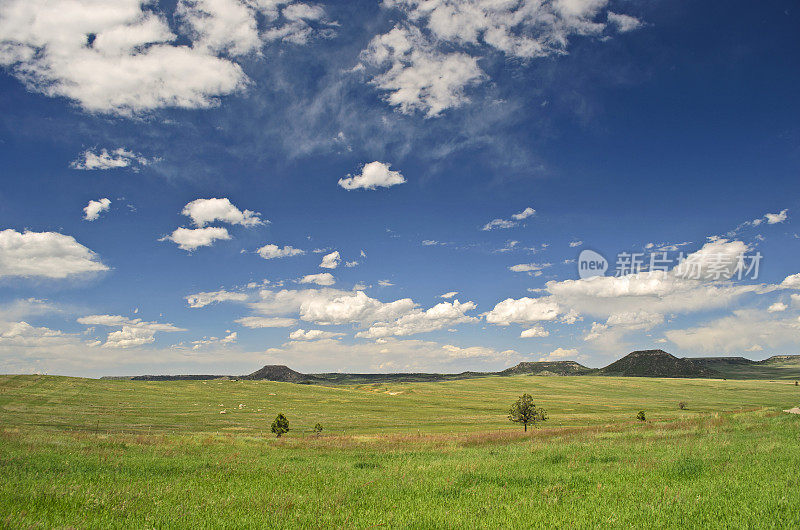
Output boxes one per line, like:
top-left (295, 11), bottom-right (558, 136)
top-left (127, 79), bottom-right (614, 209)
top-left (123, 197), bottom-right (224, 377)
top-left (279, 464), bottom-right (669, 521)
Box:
top-left (508, 393), bottom-right (547, 432)
top-left (313, 423), bottom-right (323, 436)
top-left (271, 413), bottom-right (289, 437)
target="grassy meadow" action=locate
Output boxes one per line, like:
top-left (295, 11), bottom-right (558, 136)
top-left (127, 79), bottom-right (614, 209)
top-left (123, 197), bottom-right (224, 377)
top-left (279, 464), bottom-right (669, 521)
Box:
top-left (1, 374), bottom-right (799, 527)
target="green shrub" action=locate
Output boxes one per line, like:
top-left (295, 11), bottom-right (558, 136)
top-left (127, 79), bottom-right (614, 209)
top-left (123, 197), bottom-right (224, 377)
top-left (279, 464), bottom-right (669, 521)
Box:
top-left (678, 401), bottom-right (687, 410)
top-left (313, 423), bottom-right (323, 435)
top-left (271, 413), bottom-right (289, 437)
top-left (637, 410), bottom-right (646, 422)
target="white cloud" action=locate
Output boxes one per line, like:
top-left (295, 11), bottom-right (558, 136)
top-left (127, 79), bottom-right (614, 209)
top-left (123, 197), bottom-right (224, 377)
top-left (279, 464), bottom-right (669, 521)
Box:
top-left (256, 244), bottom-right (304, 259)
top-left (356, 299), bottom-right (478, 338)
top-left (378, 280), bottom-right (394, 287)
top-left (251, 287), bottom-right (416, 328)
top-left (359, 25), bottom-right (483, 117)
top-left (607, 12), bottom-right (643, 33)
top-left (440, 291), bottom-right (459, 299)
top-left (520, 325), bottom-right (549, 338)
top-left (665, 309), bottom-right (800, 354)
top-left (0, 0), bottom-right (248, 115)
top-left (768, 301), bottom-right (787, 313)
top-left (764, 209), bottom-right (788, 225)
top-left (569, 240), bottom-right (583, 248)
top-left (235, 316), bottom-right (297, 328)
top-left (189, 331), bottom-right (237, 350)
top-left (70, 148), bottom-right (153, 170)
top-left (671, 239), bottom-right (748, 281)
top-left (359, 0), bottom-right (639, 116)
top-left (484, 296), bottom-right (560, 325)
top-left (752, 209), bottom-right (788, 226)
top-left (186, 289), bottom-right (248, 308)
top-left (482, 218), bottom-right (517, 231)
top-left (338, 161), bottom-right (406, 190)
top-left (509, 262), bottom-right (551, 274)
top-left (781, 273), bottom-right (800, 289)
top-left (176, 0), bottom-right (261, 56)
top-left (160, 227), bottom-right (231, 251)
top-left (511, 207), bottom-right (536, 220)
top-left (319, 251), bottom-right (341, 269)
top-left (83, 198), bottom-right (111, 221)
top-left (0, 0), bottom-right (334, 116)
top-left (0, 229), bottom-right (108, 278)
top-left (482, 206), bottom-right (536, 231)
top-left (289, 329), bottom-right (344, 341)
top-left (182, 198), bottom-right (263, 227)
top-left (299, 273), bottom-right (336, 286)
top-left (539, 347), bottom-right (578, 362)
top-left (78, 314), bottom-right (184, 348)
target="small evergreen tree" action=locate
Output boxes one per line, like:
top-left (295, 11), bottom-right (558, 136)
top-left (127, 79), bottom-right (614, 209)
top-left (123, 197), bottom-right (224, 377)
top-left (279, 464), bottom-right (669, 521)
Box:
top-left (271, 413), bottom-right (289, 437)
top-left (313, 423), bottom-right (323, 436)
top-left (508, 393), bottom-right (547, 432)
top-left (637, 410), bottom-right (646, 422)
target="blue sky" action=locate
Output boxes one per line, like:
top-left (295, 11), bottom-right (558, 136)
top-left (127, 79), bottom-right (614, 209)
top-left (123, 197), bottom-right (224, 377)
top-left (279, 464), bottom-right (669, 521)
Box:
top-left (1, 0), bottom-right (799, 377)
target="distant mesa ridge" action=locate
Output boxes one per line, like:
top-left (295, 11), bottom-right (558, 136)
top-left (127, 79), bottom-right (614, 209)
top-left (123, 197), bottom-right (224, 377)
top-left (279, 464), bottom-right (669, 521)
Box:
top-left (111, 350), bottom-right (800, 382)
top-left (600, 349), bottom-right (716, 378)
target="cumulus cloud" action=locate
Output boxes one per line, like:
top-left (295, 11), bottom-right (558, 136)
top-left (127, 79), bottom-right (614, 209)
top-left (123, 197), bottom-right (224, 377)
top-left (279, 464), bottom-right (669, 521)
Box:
top-left (752, 209), bottom-right (788, 226)
top-left (482, 218), bottom-right (517, 231)
top-left (256, 244), bottom-right (304, 259)
top-left (186, 289), bottom-right (248, 308)
top-left (319, 251), bottom-right (341, 269)
top-left (71, 148), bottom-right (154, 170)
top-left (359, 25), bottom-right (483, 117)
top-left (767, 302), bottom-right (787, 313)
top-left (356, 299), bottom-right (478, 338)
top-left (338, 161), bottom-right (406, 190)
top-left (78, 314), bottom-right (184, 348)
top-left (607, 12), bottom-right (643, 33)
top-left (251, 287), bottom-right (416, 328)
top-left (289, 329), bottom-right (344, 341)
top-left (299, 272), bottom-right (336, 286)
top-left (485, 296), bottom-right (560, 325)
top-left (359, 1), bottom-right (640, 116)
top-left (520, 325), bottom-right (549, 338)
top-left (0, 0), bottom-right (247, 115)
top-left (83, 198), bottom-right (111, 221)
top-left (665, 309), bottom-right (800, 354)
top-left (182, 198), bottom-right (263, 227)
top-left (189, 331), bottom-right (237, 350)
top-left (0, 0), bottom-right (335, 115)
top-left (511, 207), bottom-right (536, 220)
top-left (482, 206), bottom-right (535, 230)
top-left (509, 262), bottom-right (551, 275)
top-left (160, 227), bottom-right (231, 251)
top-left (539, 347), bottom-right (579, 362)
top-left (0, 229), bottom-right (108, 278)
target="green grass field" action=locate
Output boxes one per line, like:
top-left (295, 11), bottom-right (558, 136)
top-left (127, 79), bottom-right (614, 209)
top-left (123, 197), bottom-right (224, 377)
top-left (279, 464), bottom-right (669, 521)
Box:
top-left (2, 374), bottom-right (799, 528)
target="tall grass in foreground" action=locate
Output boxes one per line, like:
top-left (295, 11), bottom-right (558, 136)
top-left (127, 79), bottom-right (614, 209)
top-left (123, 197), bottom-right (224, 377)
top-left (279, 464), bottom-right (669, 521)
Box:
top-left (1, 375), bottom-right (799, 527)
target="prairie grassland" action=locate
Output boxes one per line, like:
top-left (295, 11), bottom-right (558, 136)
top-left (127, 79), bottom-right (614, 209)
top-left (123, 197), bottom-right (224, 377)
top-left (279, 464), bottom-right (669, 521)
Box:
top-left (1, 374), bottom-right (799, 528)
